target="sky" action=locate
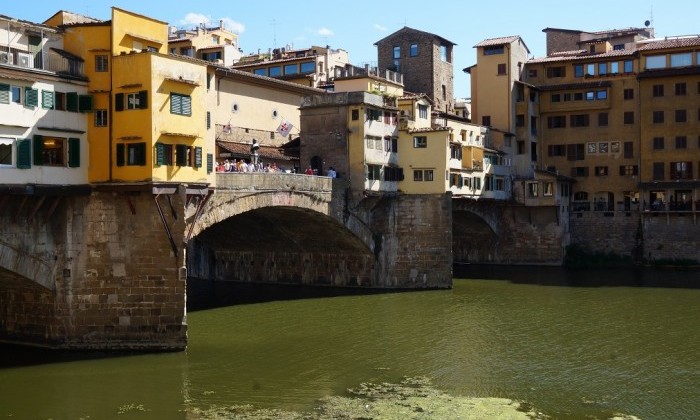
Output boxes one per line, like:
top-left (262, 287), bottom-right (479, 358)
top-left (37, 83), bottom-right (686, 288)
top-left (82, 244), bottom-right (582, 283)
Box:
top-left (3, 0), bottom-right (697, 97)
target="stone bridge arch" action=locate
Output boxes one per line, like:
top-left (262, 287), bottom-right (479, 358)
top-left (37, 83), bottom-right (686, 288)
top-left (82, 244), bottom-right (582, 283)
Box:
top-left (451, 198), bottom-right (503, 264)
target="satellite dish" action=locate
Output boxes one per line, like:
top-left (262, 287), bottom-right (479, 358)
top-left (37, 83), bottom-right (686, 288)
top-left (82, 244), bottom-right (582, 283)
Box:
top-left (644, 20), bottom-right (651, 27)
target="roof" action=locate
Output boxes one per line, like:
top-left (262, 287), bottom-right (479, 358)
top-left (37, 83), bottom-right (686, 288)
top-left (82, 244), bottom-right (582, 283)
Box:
top-left (231, 54), bottom-right (319, 68)
top-left (0, 14), bottom-right (61, 32)
top-left (216, 141), bottom-right (297, 161)
top-left (407, 127), bottom-right (450, 134)
top-left (637, 36), bottom-right (700, 51)
top-left (473, 35), bottom-right (530, 54)
top-left (374, 26), bottom-right (456, 47)
top-left (214, 66), bottom-right (327, 95)
top-left (527, 48), bottom-right (635, 64)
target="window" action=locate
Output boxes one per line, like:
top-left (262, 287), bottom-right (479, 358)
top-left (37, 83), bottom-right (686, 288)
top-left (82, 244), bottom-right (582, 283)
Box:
top-left (175, 144), bottom-right (194, 167)
top-left (300, 62), bottom-right (315, 73)
top-left (24, 87), bottom-right (38, 108)
top-left (483, 45), bottom-right (504, 55)
top-left (393, 46), bottom-right (400, 59)
top-left (528, 182), bottom-right (538, 197)
top-left (675, 83), bottom-right (687, 96)
top-left (413, 169), bottom-right (423, 181)
top-left (572, 167), bottom-right (589, 177)
top-left (351, 109), bottom-right (359, 120)
top-left (116, 90), bottom-right (147, 111)
top-left (528, 69), bottom-right (537, 78)
top-left (548, 144), bottom-right (566, 156)
top-left (624, 60), bottom-right (633, 73)
top-left (653, 137), bottom-right (664, 150)
top-left (598, 63), bottom-right (607, 75)
top-left (116, 142), bottom-right (146, 166)
top-left (675, 136), bottom-right (687, 149)
top-left (595, 166), bottom-right (608, 176)
top-left (596, 90), bottom-right (607, 100)
top-left (440, 45), bottom-right (449, 62)
top-left (646, 55), bottom-right (666, 69)
top-left (586, 64), bottom-right (595, 76)
top-left (517, 140), bottom-right (525, 154)
top-left (546, 66), bottom-right (565, 78)
top-left (515, 114), bottom-right (525, 127)
top-left (367, 164), bottom-right (382, 181)
top-left (418, 104), bottom-right (428, 119)
top-left (0, 137), bottom-right (14, 166)
top-left (573, 92), bottom-right (583, 101)
top-left (547, 116), bottom-right (566, 128)
top-left (413, 136), bottom-right (427, 148)
top-left (610, 62), bottom-right (619, 74)
top-left (598, 112), bottom-right (608, 126)
top-left (619, 165), bottom-right (638, 176)
top-left (95, 109), bottom-right (108, 126)
top-left (55, 91), bottom-right (65, 110)
top-left (95, 54), bottom-right (108, 72)
top-left (675, 109), bottom-right (687, 123)
top-left (652, 111), bottom-right (664, 124)
top-left (624, 112), bottom-right (634, 124)
top-left (254, 68), bottom-right (267, 76)
top-left (574, 64), bottom-right (584, 78)
top-left (652, 84), bottom-right (664, 97)
top-left (670, 161), bottom-right (693, 180)
top-left (670, 53), bottom-right (692, 67)
top-left (410, 43), bottom-right (418, 56)
top-left (497, 63), bottom-right (506, 75)
top-left (482, 115), bottom-right (491, 126)
top-left (170, 93), bottom-right (192, 116)
top-left (652, 162), bottom-right (664, 180)
top-left (0, 84), bottom-right (9, 104)
top-left (570, 114), bottom-right (589, 127)
top-left (543, 182), bottom-right (554, 196)
top-left (623, 88), bottom-right (634, 100)
top-left (424, 170), bottom-right (434, 181)
top-left (567, 143), bottom-right (585, 161)
top-left (284, 64), bottom-right (298, 75)
top-left (563, 93), bottom-right (571, 101)
top-left (624, 141), bottom-right (634, 158)
top-left (551, 93), bottom-right (561, 102)
top-left (32, 135), bottom-right (78, 167)
top-left (268, 66), bottom-right (281, 77)
top-left (155, 143), bottom-right (174, 166)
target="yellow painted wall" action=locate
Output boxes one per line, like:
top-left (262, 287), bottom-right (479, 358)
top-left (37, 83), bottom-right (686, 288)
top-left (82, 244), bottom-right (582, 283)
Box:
top-left (399, 130), bottom-right (449, 194)
top-left (112, 8), bottom-right (168, 55)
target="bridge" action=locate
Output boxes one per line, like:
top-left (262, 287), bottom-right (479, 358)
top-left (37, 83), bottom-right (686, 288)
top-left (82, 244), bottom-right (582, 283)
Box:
top-left (0, 173), bottom-right (453, 350)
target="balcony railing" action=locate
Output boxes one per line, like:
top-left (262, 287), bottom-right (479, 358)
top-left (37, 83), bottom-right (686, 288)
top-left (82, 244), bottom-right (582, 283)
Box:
top-left (0, 46), bottom-right (84, 78)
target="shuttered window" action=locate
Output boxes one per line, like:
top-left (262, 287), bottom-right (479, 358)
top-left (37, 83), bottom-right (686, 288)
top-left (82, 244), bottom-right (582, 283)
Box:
top-left (206, 153), bottom-right (213, 173)
top-left (176, 144), bottom-right (187, 166)
top-left (194, 146), bottom-right (202, 168)
top-left (67, 92), bottom-right (79, 112)
top-left (0, 84), bottom-right (11, 103)
top-left (79, 95), bottom-right (93, 112)
top-left (116, 143), bottom-right (125, 166)
top-left (25, 87), bottom-right (38, 108)
top-left (17, 138), bottom-right (31, 169)
top-left (42, 90), bottom-right (54, 109)
top-left (33, 135), bottom-right (44, 165)
top-left (170, 93), bottom-right (192, 116)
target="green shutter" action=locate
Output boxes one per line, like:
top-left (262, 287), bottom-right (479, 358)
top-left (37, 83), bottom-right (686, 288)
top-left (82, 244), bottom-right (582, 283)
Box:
top-left (68, 138), bottom-right (80, 167)
top-left (194, 146), bottom-right (202, 168)
top-left (182, 95), bottom-right (192, 115)
top-left (135, 142), bottom-right (146, 165)
top-left (25, 88), bottom-right (38, 108)
top-left (176, 144), bottom-right (187, 166)
top-left (0, 84), bottom-right (10, 104)
top-left (206, 153), bottom-right (213, 174)
top-left (33, 135), bottom-right (44, 165)
top-left (170, 93), bottom-right (181, 114)
top-left (155, 143), bottom-right (165, 165)
top-left (17, 138), bottom-right (31, 169)
top-left (66, 92), bottom-right (78, 112)
top-left (138, 90), bottom-right (148, 109)
top-left (115, 93), bottom-right (124, 111)
top-left (79, 95), bottom-right (93, 112)
top-left (41, 90), bottom-right (54, 109)
top-left (206, 111), bottom-right (211, 129)
top-left (116, 143), bottom-right (125, 166)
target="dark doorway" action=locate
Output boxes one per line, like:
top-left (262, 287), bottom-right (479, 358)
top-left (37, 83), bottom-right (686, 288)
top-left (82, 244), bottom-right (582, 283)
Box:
top-left (311, 155), bottom-right (323, 176)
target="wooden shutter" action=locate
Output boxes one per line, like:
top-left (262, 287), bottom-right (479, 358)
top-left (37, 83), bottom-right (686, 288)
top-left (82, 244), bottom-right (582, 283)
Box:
top-left (41, 90), bottom-right (54, 109)
top-left (170, 93), bottom-right (181, 114)
top-left (116, 143), bottom-right (125, 166)
top-left (566, 144), bottom-right (577, 161)
top-left (115, 93), bottom-right (124, 111)
top-left (25, 88), bottom-right (38, 108)
top-left (33, 135), bottom-right (43, 165)
top-left (79, 95), bottom-right (93, 112)
top-left (66, 92), bottom-right (78, 111)
top-left (206, 153), bottom-right (213, 174)
top-left (206, 111), bottom-right (211, 129)
top-left (182, 95), bottom-right (192, 115)
top-left (194, 146), bottom-right (202, 168)
top-left (17, 138), bottom-right (31, 169)
top-left (138, 90), bottom-right (148, 109)
top-left (68, 138), bottom-right (80, 167)
top-left (155, 143), bottom-right (165, 165)
top-left (0, 84), bottom-right (9, 104)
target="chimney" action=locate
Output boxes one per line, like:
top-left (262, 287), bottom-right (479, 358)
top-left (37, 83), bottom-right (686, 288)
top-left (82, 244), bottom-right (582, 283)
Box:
top-left (220, 19), bottom-right (224, 30)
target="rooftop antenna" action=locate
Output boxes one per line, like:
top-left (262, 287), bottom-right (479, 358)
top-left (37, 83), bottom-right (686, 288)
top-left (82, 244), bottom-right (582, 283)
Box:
top-left (271, 19), bottom-right (277, 48)
top-left (647, 6), bottom-right (654, 27)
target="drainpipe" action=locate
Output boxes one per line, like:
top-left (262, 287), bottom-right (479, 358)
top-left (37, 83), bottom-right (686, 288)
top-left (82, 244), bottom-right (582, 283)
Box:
top-left (109, 23), bottom-right (113, 181)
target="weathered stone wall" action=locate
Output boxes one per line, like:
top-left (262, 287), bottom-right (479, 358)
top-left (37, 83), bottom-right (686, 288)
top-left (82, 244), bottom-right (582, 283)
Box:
top-left (545, 29), bottom-right (582, 55)
top-left (453, 200), bottom-right (567, 265)
top-left (569, 212), bottom-right (640, 256)
top-left (0, 190), bottom-right (188, 350)
top-left (643, 214), bottom-right (700, 261)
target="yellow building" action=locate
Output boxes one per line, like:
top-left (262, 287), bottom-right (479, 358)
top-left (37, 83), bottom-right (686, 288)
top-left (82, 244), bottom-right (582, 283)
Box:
top-left (168, 22), bottom-right (241, 66)
top-left (46, 7), bottom-right (209, 184)
top-left (637, 37), bottom-right (700, 212)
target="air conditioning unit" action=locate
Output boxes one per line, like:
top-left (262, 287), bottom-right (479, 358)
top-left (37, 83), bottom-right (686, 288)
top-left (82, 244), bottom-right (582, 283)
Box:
top-left (0, 52), bottom-right (12, 65)
top-left (17, 52), bottom-right (33, 68)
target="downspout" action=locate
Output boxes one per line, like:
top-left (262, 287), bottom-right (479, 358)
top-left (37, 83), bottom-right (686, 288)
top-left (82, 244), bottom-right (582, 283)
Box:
top-left (109, 23), bottom-right (113, 181)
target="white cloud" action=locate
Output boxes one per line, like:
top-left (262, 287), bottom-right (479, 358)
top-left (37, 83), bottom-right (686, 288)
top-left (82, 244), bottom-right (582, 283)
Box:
top-left (374, 23), bottom-right (387, 32)
top-left (179, 13), bottom-right (245, 33)
top-left (317, 27), bottom-right (334, 37)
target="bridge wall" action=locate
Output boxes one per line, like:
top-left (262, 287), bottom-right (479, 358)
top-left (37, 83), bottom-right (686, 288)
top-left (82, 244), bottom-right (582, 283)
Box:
top-left (0, 190), bottom-right (187, 350)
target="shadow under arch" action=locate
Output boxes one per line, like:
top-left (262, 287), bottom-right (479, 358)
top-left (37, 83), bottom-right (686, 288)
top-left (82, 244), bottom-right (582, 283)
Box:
top-left (452, 209), bottom-right (499, 264)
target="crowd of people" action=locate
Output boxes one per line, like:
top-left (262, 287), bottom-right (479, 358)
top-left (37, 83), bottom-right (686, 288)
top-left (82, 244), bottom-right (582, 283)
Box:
top-left (215, 159), bottom-right (338, 178)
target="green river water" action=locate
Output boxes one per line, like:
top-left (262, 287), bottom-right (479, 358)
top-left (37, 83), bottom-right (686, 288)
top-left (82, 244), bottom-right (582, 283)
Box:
top-left (0, 267), bottom-right (698, 419)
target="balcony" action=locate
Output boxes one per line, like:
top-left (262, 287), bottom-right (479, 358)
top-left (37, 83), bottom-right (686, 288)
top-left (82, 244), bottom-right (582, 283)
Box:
top-left (0, 46), bottom-right (85, 78)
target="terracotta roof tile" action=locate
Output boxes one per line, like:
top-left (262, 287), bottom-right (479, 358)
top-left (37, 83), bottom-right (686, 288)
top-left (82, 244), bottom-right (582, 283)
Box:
top-left (216, 141), bottom-right (297, 161)
top-left (637, 37), bottom-right (700, 51)
top-left (527, 49), bottom-right (634, 64)
top-left (473, 36), bottom-right (521, 48)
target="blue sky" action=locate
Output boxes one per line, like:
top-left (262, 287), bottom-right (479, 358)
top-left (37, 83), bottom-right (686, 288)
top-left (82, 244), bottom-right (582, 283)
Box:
top-left (4, 1), bottom-right (697, 97)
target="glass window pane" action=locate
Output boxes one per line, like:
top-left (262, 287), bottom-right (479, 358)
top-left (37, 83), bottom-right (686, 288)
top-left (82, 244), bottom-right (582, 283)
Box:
top-left (646, 55), bottom-right (666, 69)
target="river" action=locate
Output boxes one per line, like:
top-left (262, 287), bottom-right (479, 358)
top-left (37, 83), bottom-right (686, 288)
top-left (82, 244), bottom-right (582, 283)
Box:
top-left (0, 266), bottom-right (698, 419)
